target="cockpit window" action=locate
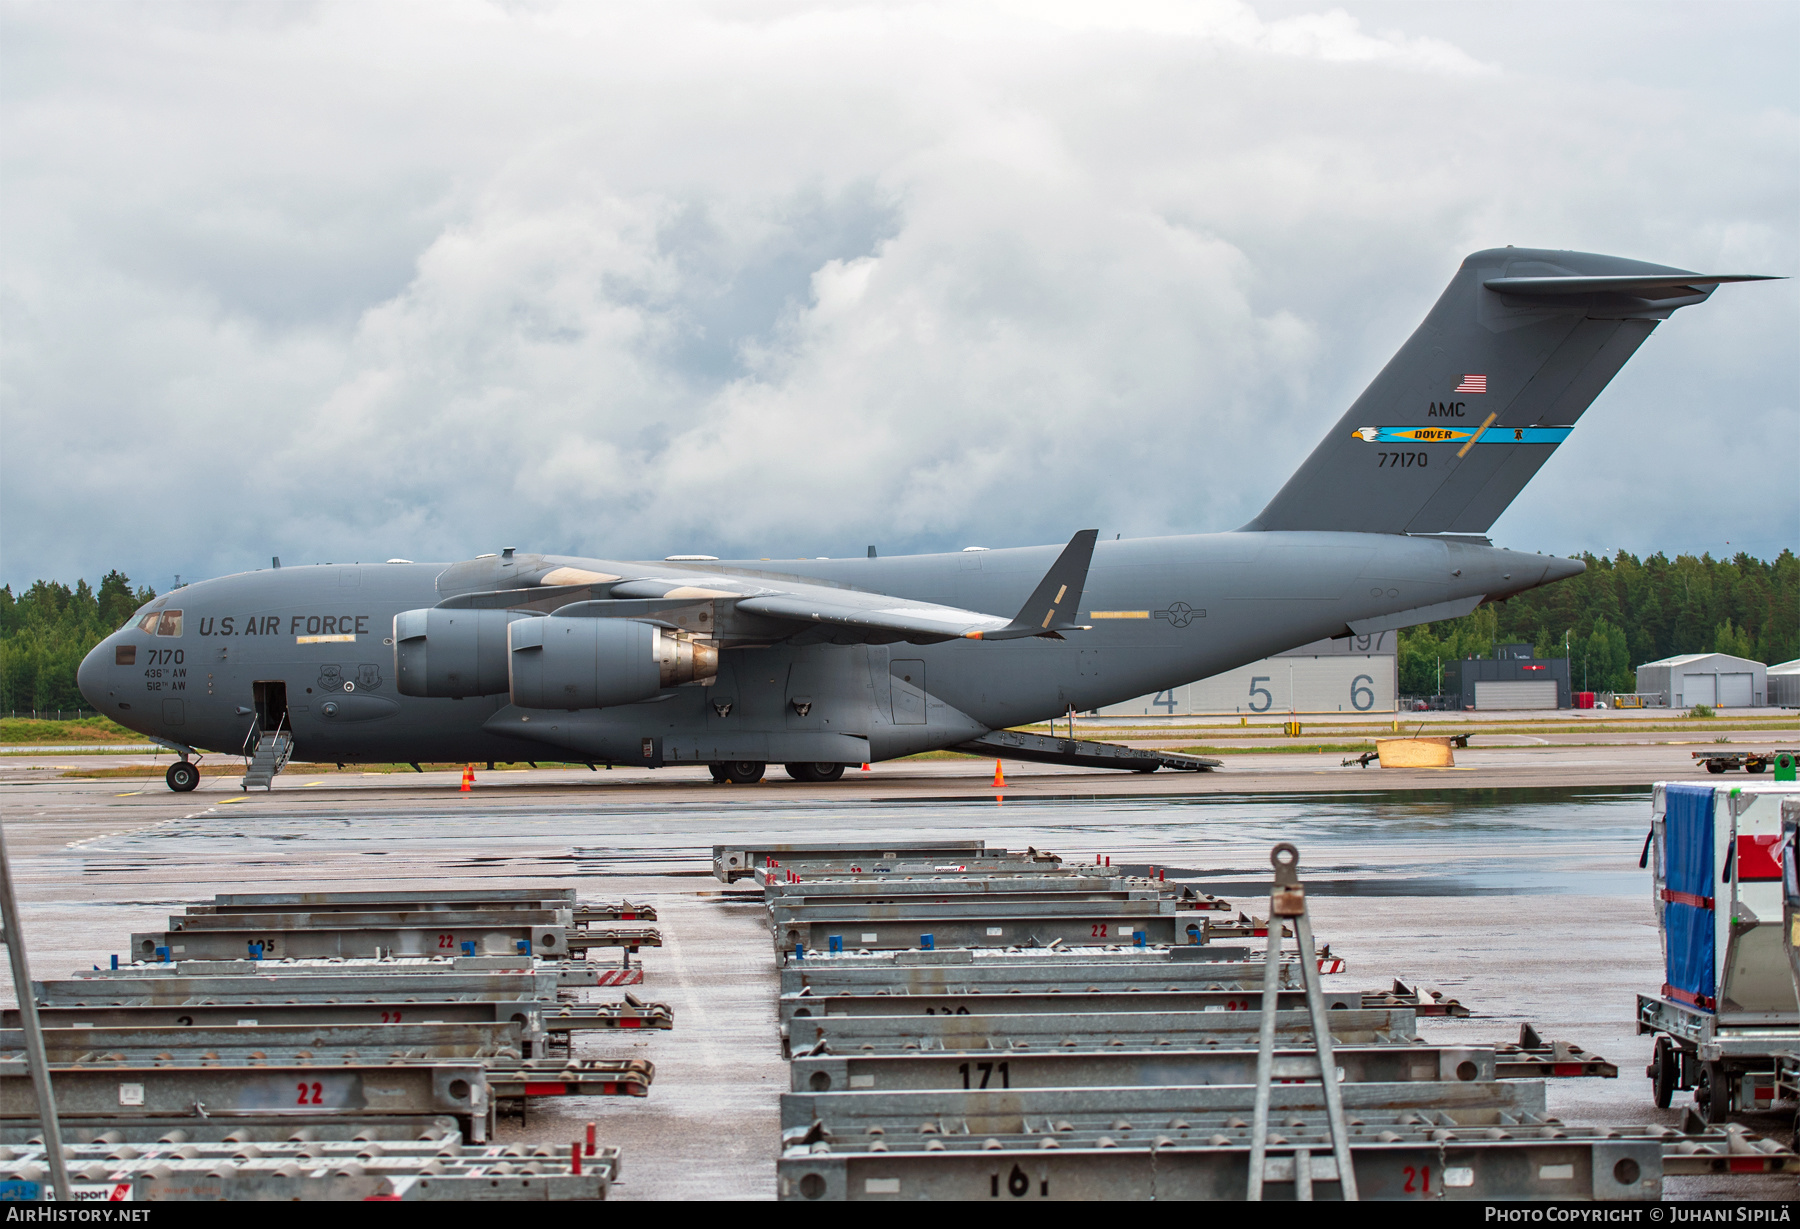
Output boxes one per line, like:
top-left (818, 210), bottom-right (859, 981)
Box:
top-left (137, 612), bottom-right (161, 634)
top-left (156, 610), bottom-right (183, 636)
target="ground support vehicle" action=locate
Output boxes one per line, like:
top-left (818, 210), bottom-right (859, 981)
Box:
top-left (1637, 781), bottom-right (1800, 1120)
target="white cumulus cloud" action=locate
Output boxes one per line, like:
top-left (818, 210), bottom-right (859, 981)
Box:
top-left (1, 0), bottom-right (1793, 591)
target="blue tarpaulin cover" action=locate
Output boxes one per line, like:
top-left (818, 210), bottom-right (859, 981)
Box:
top-left (1663, 783), bottom-right (1716, 1011)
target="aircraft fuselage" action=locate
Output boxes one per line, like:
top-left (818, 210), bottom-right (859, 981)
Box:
top-left (78, 531), bottom-right (1577, 767)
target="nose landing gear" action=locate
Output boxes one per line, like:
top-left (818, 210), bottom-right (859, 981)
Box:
top-left (165, 759), bottom-right (200, 792)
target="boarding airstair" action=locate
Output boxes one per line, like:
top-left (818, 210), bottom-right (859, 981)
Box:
top-left (241, 718), bottom-right (292, 791)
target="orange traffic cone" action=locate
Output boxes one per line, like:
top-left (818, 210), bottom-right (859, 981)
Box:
top-left (460, 764), bottom-right (474, 791)
top-left (861, 763), bottom-right (870, 772)
top-left (993, 760), bottom-right (1005, 788)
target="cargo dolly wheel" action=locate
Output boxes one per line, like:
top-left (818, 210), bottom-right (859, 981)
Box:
top-left (1650, 1035), bottom-right (1679, 1109)
top-left (1695, 1061), bottom-right (1732, 1123)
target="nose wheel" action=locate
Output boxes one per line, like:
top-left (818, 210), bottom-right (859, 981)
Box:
top-left (165, 760), bottom-right (200, 792)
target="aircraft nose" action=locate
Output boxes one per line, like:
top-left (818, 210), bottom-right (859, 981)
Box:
top-left (77, 639), bottom-right (111, 709)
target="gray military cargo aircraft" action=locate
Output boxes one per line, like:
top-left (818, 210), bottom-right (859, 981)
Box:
top-left (79, 247), bottom-right (1774, 791)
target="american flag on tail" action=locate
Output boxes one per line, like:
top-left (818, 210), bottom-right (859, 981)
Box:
top-left (1454, 374), bottom-right (1487, 393)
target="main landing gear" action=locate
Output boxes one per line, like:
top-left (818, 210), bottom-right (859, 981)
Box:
top-left (707, 761), bottom-right (850, 784)
top-left (784, 762), bottom-right (846, 783)
top-left (709, 761), bottom-right (767, 785)
top-left (165, 759), bottom-right (200, 792)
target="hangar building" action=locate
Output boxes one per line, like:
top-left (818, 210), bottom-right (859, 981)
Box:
top-left (1636, 653), bottom-right (1769, 708)
top-left (1441, 644), bottom-right (1570, 710)
top-left (1769, 659), bottom-right (1800, 708)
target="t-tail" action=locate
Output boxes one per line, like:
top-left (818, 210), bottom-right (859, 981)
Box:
top-left (1243, 248), bottom-right (1777, 535)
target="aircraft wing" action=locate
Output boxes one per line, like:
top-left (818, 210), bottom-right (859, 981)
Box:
top-left (732, 592), bottom-right (1012, 642)
top-left (434, 531), bottom-right (1098, 647)
top-left (731, 529), bottom-right (1097, 644)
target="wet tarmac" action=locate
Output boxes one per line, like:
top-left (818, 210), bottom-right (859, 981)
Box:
top-left (2, 757), bottom-right (1795, 1199)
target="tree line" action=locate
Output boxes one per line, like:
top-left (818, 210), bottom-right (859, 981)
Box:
top-left (2, 550), bottom-right (1794, 710)
top-left (0, 573), bottom-right (158, 712)
top-left (1397, 550), bottom-right (1799, 696)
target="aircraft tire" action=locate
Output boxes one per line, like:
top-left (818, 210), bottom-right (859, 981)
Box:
top-left (724, 761), bottom-right (766, 785)
top-left (785, 762), bottom-right (845, 783)
top-left (166, 761), bottom-right (200, 792)
top-left (708, 762), bottom-right (730, 782)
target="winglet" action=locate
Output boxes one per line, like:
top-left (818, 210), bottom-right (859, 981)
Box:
top-left (966, 530), bottom-right (1099, 641)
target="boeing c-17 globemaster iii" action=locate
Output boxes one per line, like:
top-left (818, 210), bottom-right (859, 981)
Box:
top-left (78, 248), bottom-right (1776, 790)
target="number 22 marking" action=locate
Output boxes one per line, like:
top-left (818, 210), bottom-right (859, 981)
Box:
top-left (296, 1081), bottom-right (323, 1105)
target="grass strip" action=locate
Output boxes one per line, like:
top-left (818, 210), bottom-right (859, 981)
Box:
top-left (0, 715), bottom-right (145, 744)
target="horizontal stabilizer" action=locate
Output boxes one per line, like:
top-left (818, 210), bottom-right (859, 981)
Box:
top-left (1486, 273), bottom-right (1779, 298)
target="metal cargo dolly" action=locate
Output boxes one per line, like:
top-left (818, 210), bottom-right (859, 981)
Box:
top-left (1691, 749), bottom-right (1799, 776)
top-left (1636, 780), bottom-right (1800, 1119)
top-left (714, 841), bottom-right (994, 883)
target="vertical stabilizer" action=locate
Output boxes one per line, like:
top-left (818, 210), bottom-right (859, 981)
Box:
top-left (1243, 249), bottom-right (1774, 534)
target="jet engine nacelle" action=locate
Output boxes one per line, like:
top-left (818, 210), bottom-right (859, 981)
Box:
top-left (393, 608), bottom-right (532, 698)
top-left (508, 616), bottom-right (717, 710)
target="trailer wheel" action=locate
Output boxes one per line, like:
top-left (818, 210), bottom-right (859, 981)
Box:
top-left (1651, 1036), bottom-right (1678, 1108)
top-left (1705, 759), bottom-right (1728, 774)
top-left (1696, 1061), bottom-right (1732, 1122)
top-left (1745, 757), bottom-right (1766, 774)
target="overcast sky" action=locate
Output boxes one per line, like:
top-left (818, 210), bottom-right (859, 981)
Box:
top-left (2, 0), bottom-right (1794, 593)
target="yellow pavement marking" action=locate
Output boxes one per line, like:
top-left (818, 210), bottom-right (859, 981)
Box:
top-left (303, 780), bottom-right (325, 786)
top-left (219, 796), bottom-right (248, 804)
top-left (114, 791), bottom-right (143, 797)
